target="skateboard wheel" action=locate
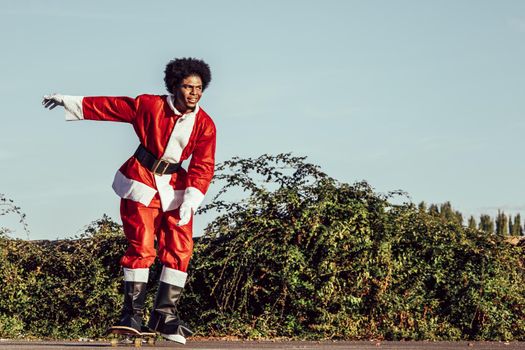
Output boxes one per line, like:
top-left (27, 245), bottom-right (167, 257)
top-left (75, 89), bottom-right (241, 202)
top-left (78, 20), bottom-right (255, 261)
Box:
top-left (134, 338), bottom-right (142, 347)
top-left (147, 337), bottom-right (155, 345)
top-left (110, 338), bottom-right (118, 347)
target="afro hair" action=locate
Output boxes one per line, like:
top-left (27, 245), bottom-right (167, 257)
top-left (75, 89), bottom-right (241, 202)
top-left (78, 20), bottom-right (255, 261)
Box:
top-left (164, 57), bottom-right (212, 94)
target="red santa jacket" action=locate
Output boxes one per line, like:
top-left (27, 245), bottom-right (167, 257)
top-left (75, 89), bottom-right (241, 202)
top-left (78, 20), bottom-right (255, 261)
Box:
top-left (63, 94), bottom-right (216, 212)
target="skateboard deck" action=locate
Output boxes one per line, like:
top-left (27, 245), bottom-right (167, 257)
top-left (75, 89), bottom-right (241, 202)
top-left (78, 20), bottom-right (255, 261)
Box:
top-left (106, 326), bottom-right (156, 347)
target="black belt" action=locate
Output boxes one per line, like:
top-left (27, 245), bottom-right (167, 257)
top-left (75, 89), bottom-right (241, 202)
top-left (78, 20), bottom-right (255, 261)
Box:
top-left (133, 144), bottom-right (181, 175)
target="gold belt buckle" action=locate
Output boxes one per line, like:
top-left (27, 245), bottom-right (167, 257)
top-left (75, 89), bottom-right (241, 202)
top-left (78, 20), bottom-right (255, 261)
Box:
top-left (152, 159), bottom-right (169, 175)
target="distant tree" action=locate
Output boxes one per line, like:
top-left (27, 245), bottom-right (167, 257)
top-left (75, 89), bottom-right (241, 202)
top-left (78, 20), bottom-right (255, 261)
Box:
top-left (509, 214), bottom-right (514, 236)
top-left (512, 214), bottom-right (523, 236)
top-left (438, 201), bottom-right (463, 225)
top-left (468, 216), bottom-right (476, 230)
top-left (454, 210), bottom-right (463, 225)
top-left (439, 202), bottom-right (453, 218)
top-left (428, 204), bottom-right (439, 216)
top-left (479, 214), bottom-right (495, 234)
top-left (418, 201), bottom-right (427, 213)
top-left (427, 202), bottom-right (463, 225)
top-left (495, 210), bottom-right (509, 236)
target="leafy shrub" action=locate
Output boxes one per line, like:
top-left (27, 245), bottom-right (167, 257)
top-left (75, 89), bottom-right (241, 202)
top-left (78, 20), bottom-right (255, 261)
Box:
top-left (184, 154), bottom-right (525, 340)
top-left (1, 154), bottom-right (524, 340)
top-left (0, 217), bottom-right (126, 338)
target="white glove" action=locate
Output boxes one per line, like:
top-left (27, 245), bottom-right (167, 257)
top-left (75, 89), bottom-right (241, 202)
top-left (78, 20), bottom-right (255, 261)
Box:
top-left (42, 93), bottom-right (65, 110)
top-left (178, 187), bottom-right (204, 226)
top-left (177, 202), bottom-right (193, 226)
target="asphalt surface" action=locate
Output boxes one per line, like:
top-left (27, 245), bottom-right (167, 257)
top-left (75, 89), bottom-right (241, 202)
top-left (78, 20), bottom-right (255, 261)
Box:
top-left (0, 340), bottom-right (524, 350)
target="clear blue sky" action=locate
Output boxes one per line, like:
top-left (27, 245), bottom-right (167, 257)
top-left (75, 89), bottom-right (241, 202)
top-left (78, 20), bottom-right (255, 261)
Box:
top-left (1, 0), bottom-right (524, 239)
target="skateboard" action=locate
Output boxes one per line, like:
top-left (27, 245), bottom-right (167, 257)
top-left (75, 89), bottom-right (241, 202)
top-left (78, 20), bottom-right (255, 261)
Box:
top-left (106, 326), bottom-right (156, 347)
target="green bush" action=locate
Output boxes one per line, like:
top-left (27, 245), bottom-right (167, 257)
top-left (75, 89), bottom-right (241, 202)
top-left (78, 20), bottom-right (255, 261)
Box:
top-left (184, 154), bottom-right (525, 340)
top-left (1, 154), bottom-right (524, 340)
top-left (0, 217), bottom-right (126, 338)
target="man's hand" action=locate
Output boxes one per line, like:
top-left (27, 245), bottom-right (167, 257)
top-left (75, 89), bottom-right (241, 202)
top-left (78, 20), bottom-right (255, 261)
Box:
top-left (42, 94), bottom-right (65, 110)
top-left (177, 202), bottom-right (193, 226)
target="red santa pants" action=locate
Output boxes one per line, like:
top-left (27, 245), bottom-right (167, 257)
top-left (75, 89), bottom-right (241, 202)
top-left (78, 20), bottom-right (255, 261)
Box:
top-left (119, 195), bottom-right (193, 272)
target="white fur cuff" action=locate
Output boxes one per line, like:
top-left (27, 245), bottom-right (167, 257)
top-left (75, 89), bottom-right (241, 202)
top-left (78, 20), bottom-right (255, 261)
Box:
top-left (183, 187), bottom-right (205, 212)
top-left (123, 268), bottom-right (149, 282)
top-left (160, 266), bottom-right (187, 287)
top-left (63, 95), bottom-right (84, 121)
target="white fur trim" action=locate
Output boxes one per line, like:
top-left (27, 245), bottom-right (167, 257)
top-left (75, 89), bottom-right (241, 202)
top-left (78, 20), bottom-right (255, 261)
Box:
top-left (123, 268), bottom-right (149, 282)
top-left (63, 95), bottom-right (84, 121)
top-left (112, 170), bottom-right (157, 206)
top-left (162, 95), bottom-right (198, 163)
top-left (160, 266), bottom-right (187, 287)
top-left (154, 174), bottom-right (185, 212)
top-left (183, 187), bottom-right (205, 212)
top-left (166, 94), bottom-right (200, 116)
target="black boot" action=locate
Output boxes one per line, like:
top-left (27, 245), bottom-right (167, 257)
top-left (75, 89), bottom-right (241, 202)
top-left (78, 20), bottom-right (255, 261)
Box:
top-left (117, 281), bottom-right (147, 331)
top-left (147, 282), bottom-right (193, 344)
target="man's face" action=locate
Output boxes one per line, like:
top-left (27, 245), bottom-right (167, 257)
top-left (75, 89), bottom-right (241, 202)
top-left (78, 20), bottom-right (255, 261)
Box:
top-left (174, 75), bottom-right (203, 113)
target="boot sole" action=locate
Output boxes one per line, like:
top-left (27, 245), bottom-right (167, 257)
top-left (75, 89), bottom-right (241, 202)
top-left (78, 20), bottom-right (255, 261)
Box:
top-left (160, 333), bottom-right (186, 344)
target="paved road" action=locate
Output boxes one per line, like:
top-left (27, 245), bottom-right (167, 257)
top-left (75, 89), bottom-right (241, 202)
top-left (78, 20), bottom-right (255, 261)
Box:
top-left (0, 340), bottom-right (523, 350)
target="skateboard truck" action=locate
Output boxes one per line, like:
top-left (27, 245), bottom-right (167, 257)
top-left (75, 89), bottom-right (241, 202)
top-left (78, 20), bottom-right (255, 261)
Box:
top-left (106, 326), bottom-right (156, 348)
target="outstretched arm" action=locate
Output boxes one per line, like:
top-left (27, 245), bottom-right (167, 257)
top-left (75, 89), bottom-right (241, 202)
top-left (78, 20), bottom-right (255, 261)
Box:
top-left (42, 93), bottom-right (136, 123)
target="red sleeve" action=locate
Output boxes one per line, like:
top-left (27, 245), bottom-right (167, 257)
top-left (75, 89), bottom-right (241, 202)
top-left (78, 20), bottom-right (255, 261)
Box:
top-left (82, 96), bottom-right (136, 123)
top-left (186, 119), bottom-right (216, 194)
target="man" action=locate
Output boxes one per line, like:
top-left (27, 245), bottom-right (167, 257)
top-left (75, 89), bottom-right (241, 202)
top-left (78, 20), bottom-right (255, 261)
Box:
top-left (42, 57), bottom-right (216, 344)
